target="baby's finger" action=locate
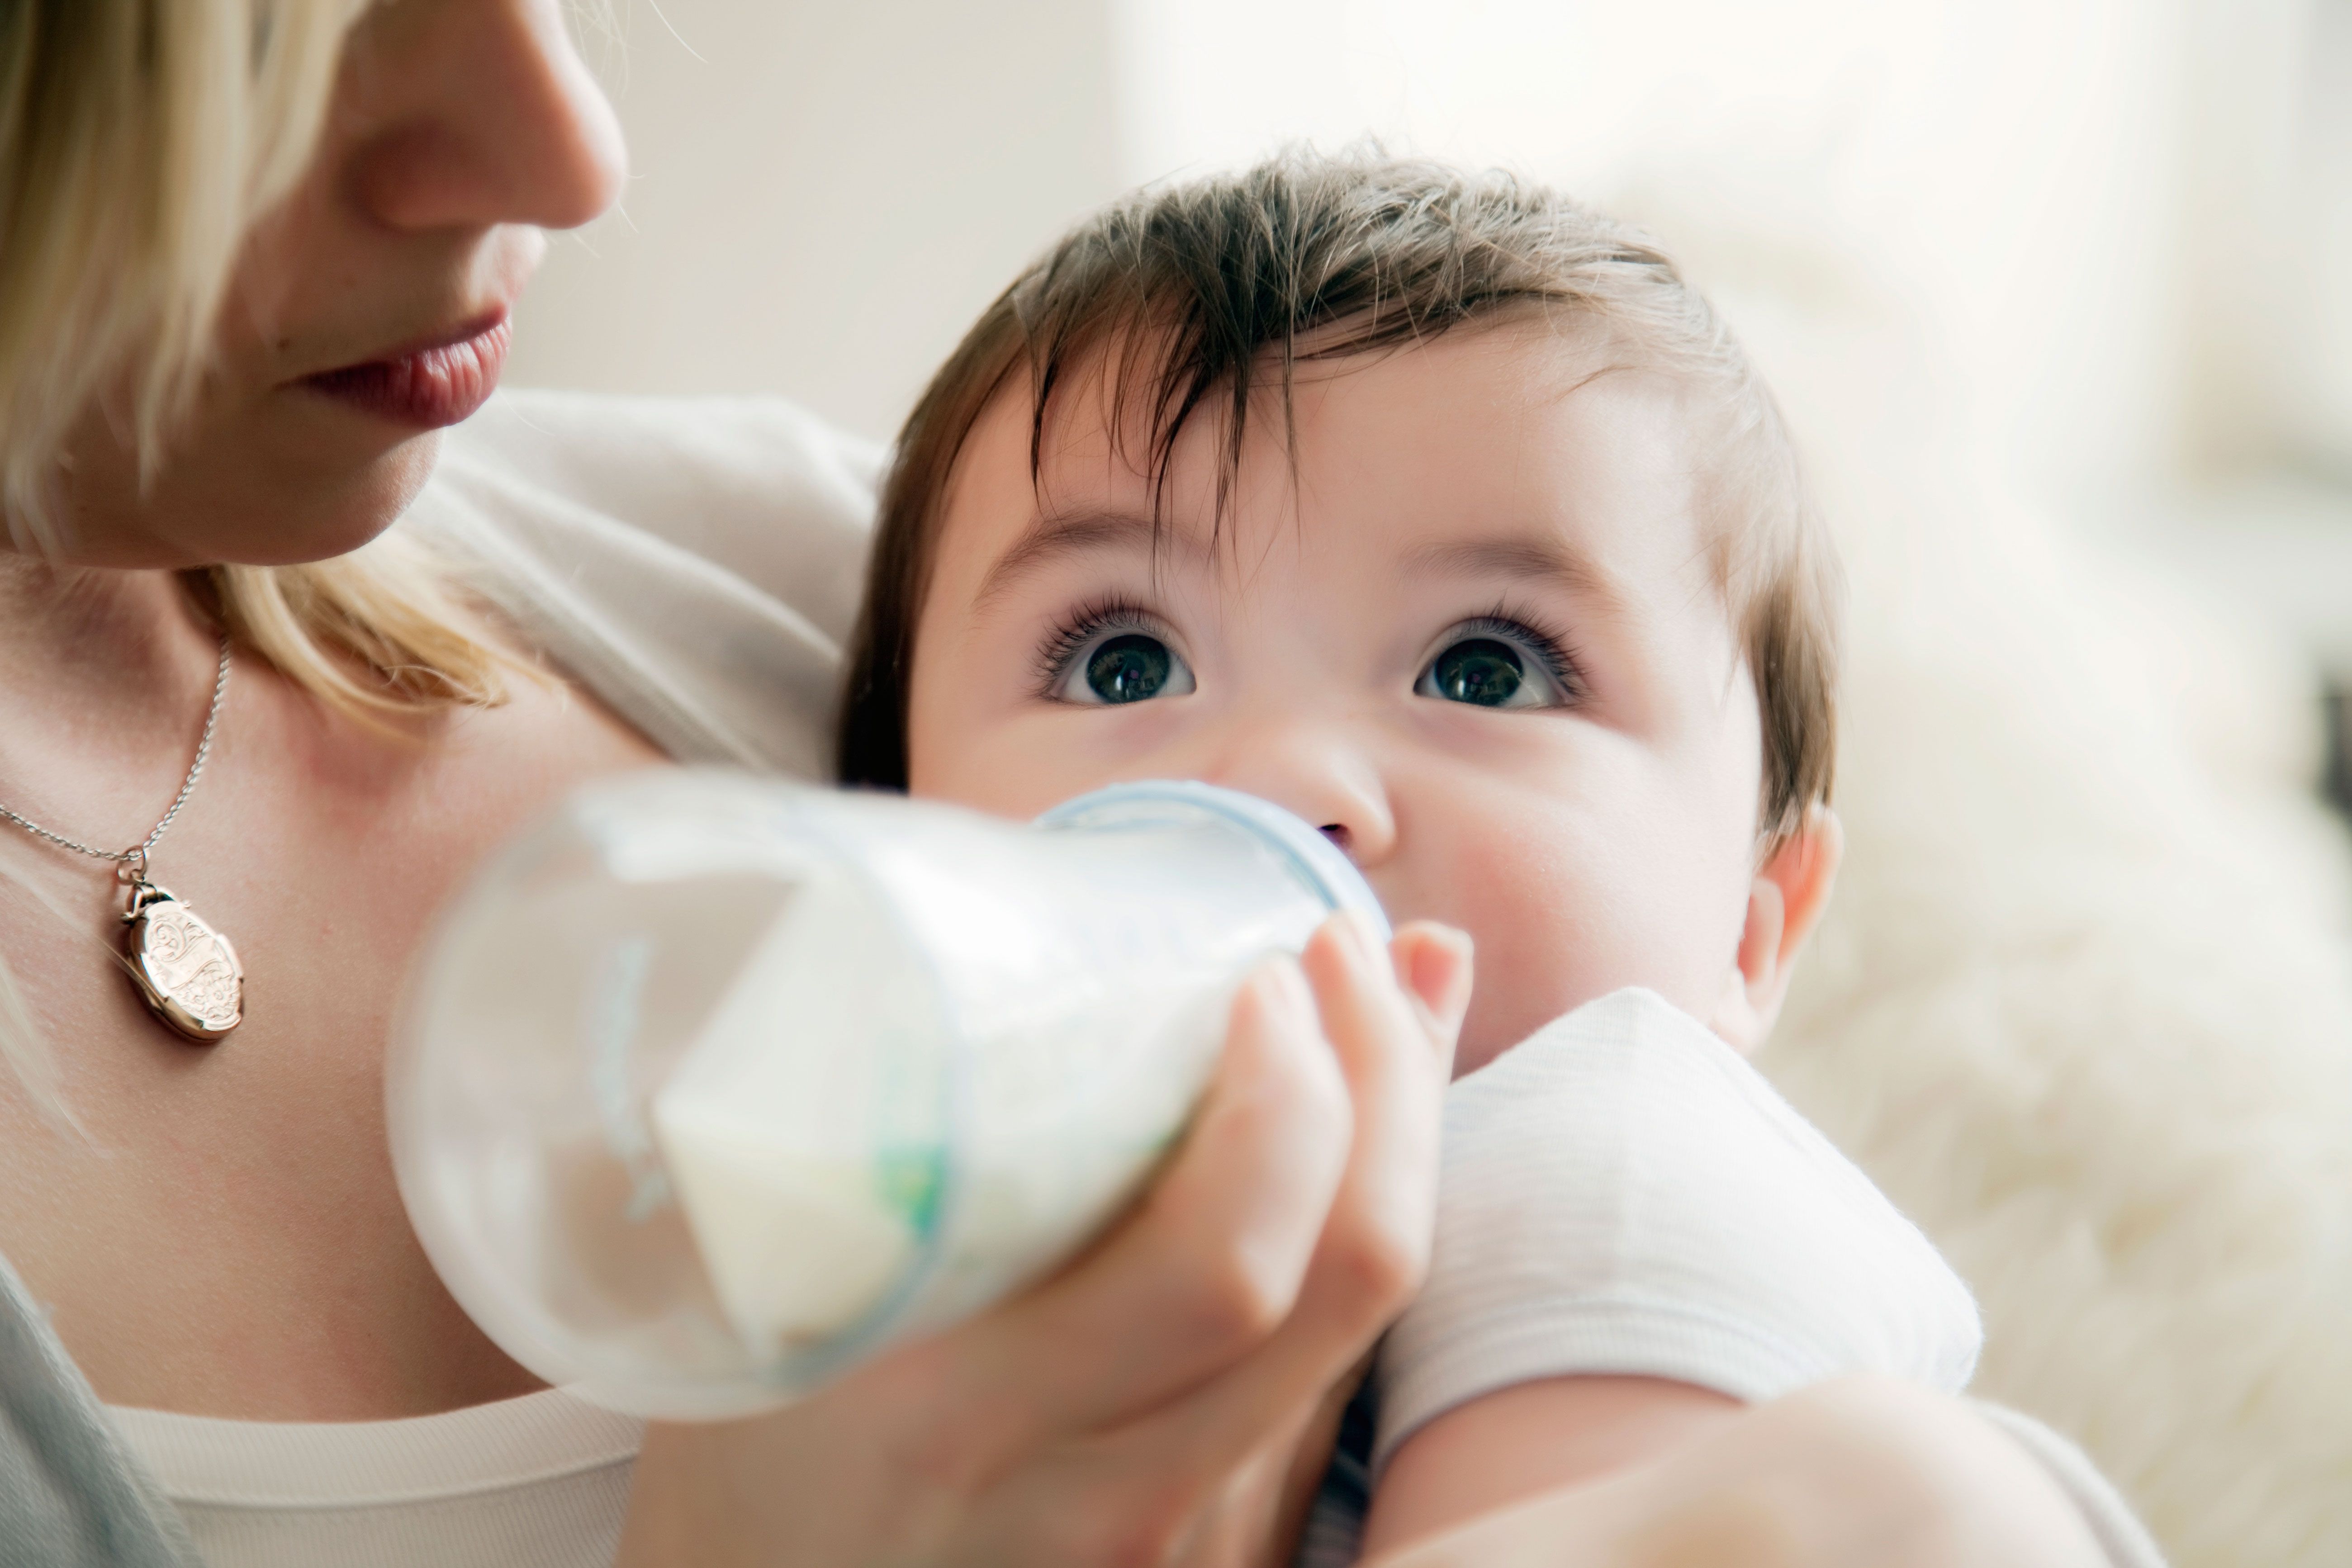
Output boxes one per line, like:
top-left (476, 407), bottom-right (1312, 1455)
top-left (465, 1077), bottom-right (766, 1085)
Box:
top-left (1389, 919), bottom-right (1475, 1071)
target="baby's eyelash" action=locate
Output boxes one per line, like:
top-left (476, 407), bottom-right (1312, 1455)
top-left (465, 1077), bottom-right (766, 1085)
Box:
top-left (1031, 597), bottom-right (1171, 696)
top-left (1456, 604), bottom-right (1587, 700)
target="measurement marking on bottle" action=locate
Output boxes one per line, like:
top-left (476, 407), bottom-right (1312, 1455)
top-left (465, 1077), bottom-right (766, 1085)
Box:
top-left (588, 933), bottom-right (672, 1221)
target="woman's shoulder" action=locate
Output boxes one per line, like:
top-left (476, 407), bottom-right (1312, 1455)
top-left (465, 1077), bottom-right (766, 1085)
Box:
top-left (406, 390), bottom-right (886, 777)
top-left (427, 389), bottom-right (885, 631)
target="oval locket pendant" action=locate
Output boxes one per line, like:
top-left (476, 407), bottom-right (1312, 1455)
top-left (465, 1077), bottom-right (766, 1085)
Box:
top-left (123, 881), bottom-right (244, 1043)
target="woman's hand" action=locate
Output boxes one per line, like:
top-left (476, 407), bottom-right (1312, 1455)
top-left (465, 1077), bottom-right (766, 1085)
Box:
top-left (616, 911), bottom-right (1474, 1568)
top-left (1365, 1377), bottom-right (2111, 1568)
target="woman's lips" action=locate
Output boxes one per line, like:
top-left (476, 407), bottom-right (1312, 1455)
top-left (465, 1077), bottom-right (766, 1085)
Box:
top-left (300, 315), bottom-right (512, 429)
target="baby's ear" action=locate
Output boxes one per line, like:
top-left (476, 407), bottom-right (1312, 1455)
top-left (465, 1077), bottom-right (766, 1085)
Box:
top-left (1710, 805), bottom-right (1844, 1054)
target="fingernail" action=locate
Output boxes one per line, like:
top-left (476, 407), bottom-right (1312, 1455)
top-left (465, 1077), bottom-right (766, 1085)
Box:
top-left (1413, 927), bottom-right (1474, 1031)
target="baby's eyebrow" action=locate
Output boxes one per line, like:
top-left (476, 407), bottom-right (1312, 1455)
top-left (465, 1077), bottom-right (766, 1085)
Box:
top-left (975, 508), bottom-right (1208, 607)
top-left (1404, 535), bottom-right (1626, 616)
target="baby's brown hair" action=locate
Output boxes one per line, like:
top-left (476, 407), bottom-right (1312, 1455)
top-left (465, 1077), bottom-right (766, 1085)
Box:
top-left (837, 150), bottom-right (1839, 846)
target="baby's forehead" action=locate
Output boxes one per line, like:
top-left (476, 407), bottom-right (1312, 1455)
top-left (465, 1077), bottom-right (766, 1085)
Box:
top-left (1006, 313), bottom-right (1674, 473)
top-left (958, 322), bottom-right (1727, 579)
top-left (938, 326), bottom-right (1747, 668)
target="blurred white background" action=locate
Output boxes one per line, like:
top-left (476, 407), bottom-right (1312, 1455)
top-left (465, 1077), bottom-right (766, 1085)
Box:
top-left (511, 0), bottom-right (2352, 676)
top-left (507, 14), bottom-right (2352, 1553)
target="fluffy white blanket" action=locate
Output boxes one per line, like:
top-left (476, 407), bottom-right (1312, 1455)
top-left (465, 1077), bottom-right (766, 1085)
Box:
top-left (1684, 208), bottom-right (2352, 1566)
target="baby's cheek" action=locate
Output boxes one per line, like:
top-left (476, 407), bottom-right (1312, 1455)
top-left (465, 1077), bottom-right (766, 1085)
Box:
top-left (905, 643), bottom-right (1088, 817)
top-left (1409, 815), bottom-right (1731, 1077)
top-left (911, 726), bottom-right (1090, 822)
top-left (1408, 832), bottom-right (1613, 1074)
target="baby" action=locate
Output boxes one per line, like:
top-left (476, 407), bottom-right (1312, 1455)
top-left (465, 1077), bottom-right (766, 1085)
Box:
top-left (835, 152), bottom-right (1976, 1555)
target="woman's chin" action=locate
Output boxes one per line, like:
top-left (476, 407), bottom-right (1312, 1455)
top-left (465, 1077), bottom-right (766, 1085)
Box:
top-left (138, 425), bottom-right (446, 571)
top-left (236, 431), bottom-right (444, 566)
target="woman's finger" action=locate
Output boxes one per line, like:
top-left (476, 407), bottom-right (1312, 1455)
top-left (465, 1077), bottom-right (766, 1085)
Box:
top-left (1095, 916), bottom-right (1472, 1502)
top-left (912, 948), bottom-right (1357, 1461)
top-left (629, 915), bottom-right (1476, 1568)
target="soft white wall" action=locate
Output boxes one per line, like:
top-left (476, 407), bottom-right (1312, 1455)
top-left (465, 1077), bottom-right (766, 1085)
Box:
top-left (512, 0), bottom-right (2347, 515)
top-left (1111, 0), bottom-right (2199, 509)
top-left (505, 0), bottom-right (1123, 442)
top-left (2180, 0), bottom-right (2352, 475)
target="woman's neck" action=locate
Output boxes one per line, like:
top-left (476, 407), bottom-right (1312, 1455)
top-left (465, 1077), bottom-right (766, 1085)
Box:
top-left (0, 554), bottom-right (233, 834)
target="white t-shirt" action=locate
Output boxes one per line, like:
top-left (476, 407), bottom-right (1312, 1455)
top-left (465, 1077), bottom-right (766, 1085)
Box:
top-left (101, 390), bottom-right (2163, 1568)
top-left (104, 1389), bottom-right (640, 1568)
top-left (1374, 985), bottom-right (1985, 1468)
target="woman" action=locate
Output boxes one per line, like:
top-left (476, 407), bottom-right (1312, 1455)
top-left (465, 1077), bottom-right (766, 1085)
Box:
top-left (0, 2), bottom-right (2151, 1564)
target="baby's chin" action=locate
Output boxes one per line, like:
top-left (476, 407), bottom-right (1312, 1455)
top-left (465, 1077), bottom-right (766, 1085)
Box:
top-left (1450, 970), bottom-right (1739, 1079)
top-left (1452, 989), bottom-right (1572, 1079)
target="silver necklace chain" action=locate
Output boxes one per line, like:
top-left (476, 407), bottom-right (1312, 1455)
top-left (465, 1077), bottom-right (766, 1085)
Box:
top-left (0, 633), bottom-right (232, 878)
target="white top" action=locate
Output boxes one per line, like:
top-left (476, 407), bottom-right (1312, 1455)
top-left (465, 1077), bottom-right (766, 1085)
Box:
top-left (418, 387), bottom-right (882, 778)
top-left (104, 1391), bottom-right (641, 1568)
top-left (100, 390), bottom-right (2162, 1568)
top-left (1373, 987), bottom-right (1985, 1467)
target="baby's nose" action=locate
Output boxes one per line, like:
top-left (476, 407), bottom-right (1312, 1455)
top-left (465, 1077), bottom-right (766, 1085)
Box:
top-left (1197, 738), bottom-right (1395, 868)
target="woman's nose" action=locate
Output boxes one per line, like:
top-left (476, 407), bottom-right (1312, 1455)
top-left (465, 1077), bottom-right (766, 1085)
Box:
top-left (346, 0), bottom-right (627, 234)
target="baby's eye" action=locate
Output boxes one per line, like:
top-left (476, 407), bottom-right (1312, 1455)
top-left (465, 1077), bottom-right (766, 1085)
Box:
top-left (1414, 621), bottom-right (1576, 710)
top-left (1051, 629), bottom-right (1197, 705)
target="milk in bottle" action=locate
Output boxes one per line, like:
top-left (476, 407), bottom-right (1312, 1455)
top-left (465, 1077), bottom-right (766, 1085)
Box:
top-left (388, 771), bottom-right (1382, 1418)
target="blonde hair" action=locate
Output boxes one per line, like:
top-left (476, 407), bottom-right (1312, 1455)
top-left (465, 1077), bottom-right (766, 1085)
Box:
top-left (840, 150), bottom-right (1840, 846)
top-left (0, 2), bottom-right (541, 1126)
top-left (0, 0), bottom-right (523, 716)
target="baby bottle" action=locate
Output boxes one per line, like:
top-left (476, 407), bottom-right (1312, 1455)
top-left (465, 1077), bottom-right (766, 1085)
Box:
top-left (387, 769), bottom-right (1382, 1419)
